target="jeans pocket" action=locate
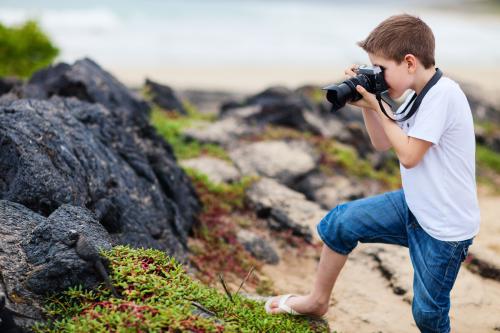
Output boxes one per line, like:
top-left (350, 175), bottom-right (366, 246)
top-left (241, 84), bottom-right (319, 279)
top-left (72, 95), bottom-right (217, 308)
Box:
top-left (423, 238), bottom-right (462, 285)
top-left (445, 240), bottom-right (460, 248)
top-left (460, 244), bottom-right (471, 262)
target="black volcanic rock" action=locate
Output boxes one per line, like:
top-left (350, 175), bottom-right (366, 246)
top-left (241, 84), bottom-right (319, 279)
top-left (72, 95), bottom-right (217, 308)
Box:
top-left (221, 86), bottom-right (314, 116)
top-left (220, 86), bottom-right (321, 133)
top-left (18, 59), bottom-right (150, 124)
top-left (246, 86), bottom-right (310, 107)
top-left (145, 78), bottom-right (187, 114)
top-left (13, 58), bottom-right (200, 236)
top-left (0, 77), bottom-right (22, 96)
top-left (1, 58), bottom-right (202, 260)
top-left (0, 200), bottom-right (112, 327)
top-left (462, 84), bottom-right (500, 125)
top-left (0, 96), bottom-right (198, 259)
top-left (0, 58), bottom-right (203, 330)
top-left (462, 84), bottom-right (500, 152)
top-left (219, 85), bottom-right (373, 156)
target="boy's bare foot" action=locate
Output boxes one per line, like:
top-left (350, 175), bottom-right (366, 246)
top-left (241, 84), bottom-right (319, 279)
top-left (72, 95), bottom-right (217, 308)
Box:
top-left (266, 294), bottom-right (329, 317)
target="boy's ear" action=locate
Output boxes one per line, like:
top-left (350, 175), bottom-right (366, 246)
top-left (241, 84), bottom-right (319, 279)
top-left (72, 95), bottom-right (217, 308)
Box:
top-left (404, 54), bottom-right (417, 73)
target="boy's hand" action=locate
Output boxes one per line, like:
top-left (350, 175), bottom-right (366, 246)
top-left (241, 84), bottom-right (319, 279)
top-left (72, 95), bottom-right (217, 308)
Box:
top-left (352, 85), bottom-right (379, 110)
top-left (356, 85), bottom-right (394, 119)
top-left (343, 65), bottom-right (378, 110)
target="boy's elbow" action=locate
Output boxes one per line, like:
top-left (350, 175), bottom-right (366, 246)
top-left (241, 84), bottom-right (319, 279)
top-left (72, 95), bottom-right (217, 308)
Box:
top-left (373, 142), bottom-right (392, 152)
top-left (401, 161), bottom-right (416, 169)
top-left (374, 145), bottom-right (391, 152)
top-left (400, 155), bottom-right (420, 169)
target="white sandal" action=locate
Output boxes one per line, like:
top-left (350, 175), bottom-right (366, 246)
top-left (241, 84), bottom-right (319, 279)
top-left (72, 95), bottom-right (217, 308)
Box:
top-left (264, 294), bottom-right (304, 315)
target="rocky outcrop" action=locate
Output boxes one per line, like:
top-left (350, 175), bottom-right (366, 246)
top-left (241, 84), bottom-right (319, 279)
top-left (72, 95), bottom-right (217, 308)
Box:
top-left (475, 125), bottom-right (500, 152)
top-left (145, 78), bottom-right (187, 114)
top-left (236, 229), bottom-right (279, 265)
top-left (0, 96), bottom-right (198, 258)
top-left (180, 157), bottom-right (240, 184)
top-left (292, 172), bottom-right (369, 209)
top-left (246, 178), bottom-right (327, 242)
top-left (466, 250), bottom-right (500, 282)
top-left (0, 77), bottom-right (22, 96)
top-left (362, 245), bottom-right (413, 299)
top-left (229, 140), bottom-right (318, 186)
top-left (182, 118), bottom-right (256, 147)
top-left (0, 59), bottom-right (202, 329)
top-left (179, 89), bottom-right (244, 116)
top-left (18, 58), bottom-right (149, 125)
top-left (463, 83), bottom-right (500, 152)
top-left (220, 86), bottom-right (373, 156)
top-left (0, 200), bottom-right (112, 328)
top-left (463, 83), bottom-right (500, 125)
top-left (215, 83), bottom-right (500, 158)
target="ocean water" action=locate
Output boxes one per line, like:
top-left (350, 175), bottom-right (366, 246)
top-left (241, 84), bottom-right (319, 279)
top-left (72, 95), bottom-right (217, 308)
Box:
top-left (1, 1), bottom-right (499, 76)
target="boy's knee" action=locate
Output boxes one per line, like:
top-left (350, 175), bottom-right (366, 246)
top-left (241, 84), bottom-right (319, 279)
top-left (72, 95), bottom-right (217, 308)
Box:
top-left (317, 204), bottom-right (359, 254)
top-left (335, 210), bottom-right (357, 240)
top-left (412, 303), bottom-right (450, 333)
top-left (329, 205), bottom-right (360, 248)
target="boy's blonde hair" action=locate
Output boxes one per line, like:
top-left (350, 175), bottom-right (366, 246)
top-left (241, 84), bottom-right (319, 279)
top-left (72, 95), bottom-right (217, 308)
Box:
top-left (358, 14), bottom-right (435, 69)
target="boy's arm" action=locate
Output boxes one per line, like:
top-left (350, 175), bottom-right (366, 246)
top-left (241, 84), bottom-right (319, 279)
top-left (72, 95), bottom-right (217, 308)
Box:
top-left (361, 107), bottom-right (392, 151)
top-left (356, 86), bottom-right (432, 169)
top-left (376, 112), bottom-right (432, 169)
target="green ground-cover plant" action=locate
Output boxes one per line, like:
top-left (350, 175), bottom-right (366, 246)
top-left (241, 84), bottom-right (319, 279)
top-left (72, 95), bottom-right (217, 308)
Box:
top-left (0, 20), bottom-right (58, 78)
top-left (184, 168), bottom-right (254, 213)
top-left (315, 139), bottom-right (401, 189)
top-left (150, 106), bottom-right (229, 161)
top-left (33, 246), bottom-right (329, 333)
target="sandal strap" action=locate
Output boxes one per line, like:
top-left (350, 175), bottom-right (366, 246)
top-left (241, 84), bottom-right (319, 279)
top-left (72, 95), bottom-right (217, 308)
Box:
top-left (278, 294), bottom-right (301, 315)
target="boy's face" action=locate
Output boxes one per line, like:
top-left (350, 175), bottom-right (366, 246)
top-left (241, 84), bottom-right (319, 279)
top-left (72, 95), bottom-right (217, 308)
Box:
top-left (368, 53), bottom-right (413, 99)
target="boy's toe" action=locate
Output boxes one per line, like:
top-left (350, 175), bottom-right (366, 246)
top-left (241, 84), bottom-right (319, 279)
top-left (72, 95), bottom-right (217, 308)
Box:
top-left (270, 297), bottom-right (280, 308)
top-left (264, 296), bottom-right (281, 313)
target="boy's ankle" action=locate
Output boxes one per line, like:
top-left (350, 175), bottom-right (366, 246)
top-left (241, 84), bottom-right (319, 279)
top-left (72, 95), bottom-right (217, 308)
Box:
top-left (307, 293), bottom-right (330, 307)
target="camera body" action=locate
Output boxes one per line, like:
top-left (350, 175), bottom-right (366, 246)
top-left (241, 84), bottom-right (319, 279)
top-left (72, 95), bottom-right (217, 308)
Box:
top-left (323, 65), bottom-right (389, 111)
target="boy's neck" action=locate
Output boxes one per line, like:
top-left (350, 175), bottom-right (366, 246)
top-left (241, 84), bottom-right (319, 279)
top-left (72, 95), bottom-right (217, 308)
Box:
top-left (413, 67), bottom-right (437, 95)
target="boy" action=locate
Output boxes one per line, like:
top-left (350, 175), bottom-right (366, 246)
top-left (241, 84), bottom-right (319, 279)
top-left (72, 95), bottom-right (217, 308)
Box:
top-left (264, 14), bottom-right (480, 333)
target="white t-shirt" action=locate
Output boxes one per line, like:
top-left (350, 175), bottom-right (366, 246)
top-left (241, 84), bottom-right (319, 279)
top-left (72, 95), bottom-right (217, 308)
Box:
top-left (396, 76), bottom-right (480, 241)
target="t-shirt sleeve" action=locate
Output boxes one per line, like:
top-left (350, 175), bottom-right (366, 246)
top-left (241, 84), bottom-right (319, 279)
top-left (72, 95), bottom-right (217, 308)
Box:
top-left (408, 87), bottom-right (450, 145)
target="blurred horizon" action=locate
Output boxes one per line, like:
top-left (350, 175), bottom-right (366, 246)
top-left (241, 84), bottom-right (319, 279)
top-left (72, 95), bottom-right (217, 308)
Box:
top-left (1, 0), bottom-right (500, 92)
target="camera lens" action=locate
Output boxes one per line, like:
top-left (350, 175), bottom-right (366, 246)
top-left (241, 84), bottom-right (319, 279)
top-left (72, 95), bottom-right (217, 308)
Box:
top-left (325, 82), bottom-right (353, 110)
top-left (324, 75), bottom-right (368, 111)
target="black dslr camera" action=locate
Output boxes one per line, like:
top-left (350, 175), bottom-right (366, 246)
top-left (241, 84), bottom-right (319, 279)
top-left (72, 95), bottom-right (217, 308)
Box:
top-left (323, 65), bottom-right (389, 111)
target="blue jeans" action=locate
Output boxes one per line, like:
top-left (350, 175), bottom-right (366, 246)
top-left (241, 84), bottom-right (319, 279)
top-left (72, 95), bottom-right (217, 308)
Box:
top-left (317, 189), bottom-right (473, 333)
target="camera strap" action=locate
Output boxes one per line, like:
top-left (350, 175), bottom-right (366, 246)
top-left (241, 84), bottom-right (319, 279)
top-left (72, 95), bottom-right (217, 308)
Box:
top-left (376, 68), bottom-right (442, 122)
